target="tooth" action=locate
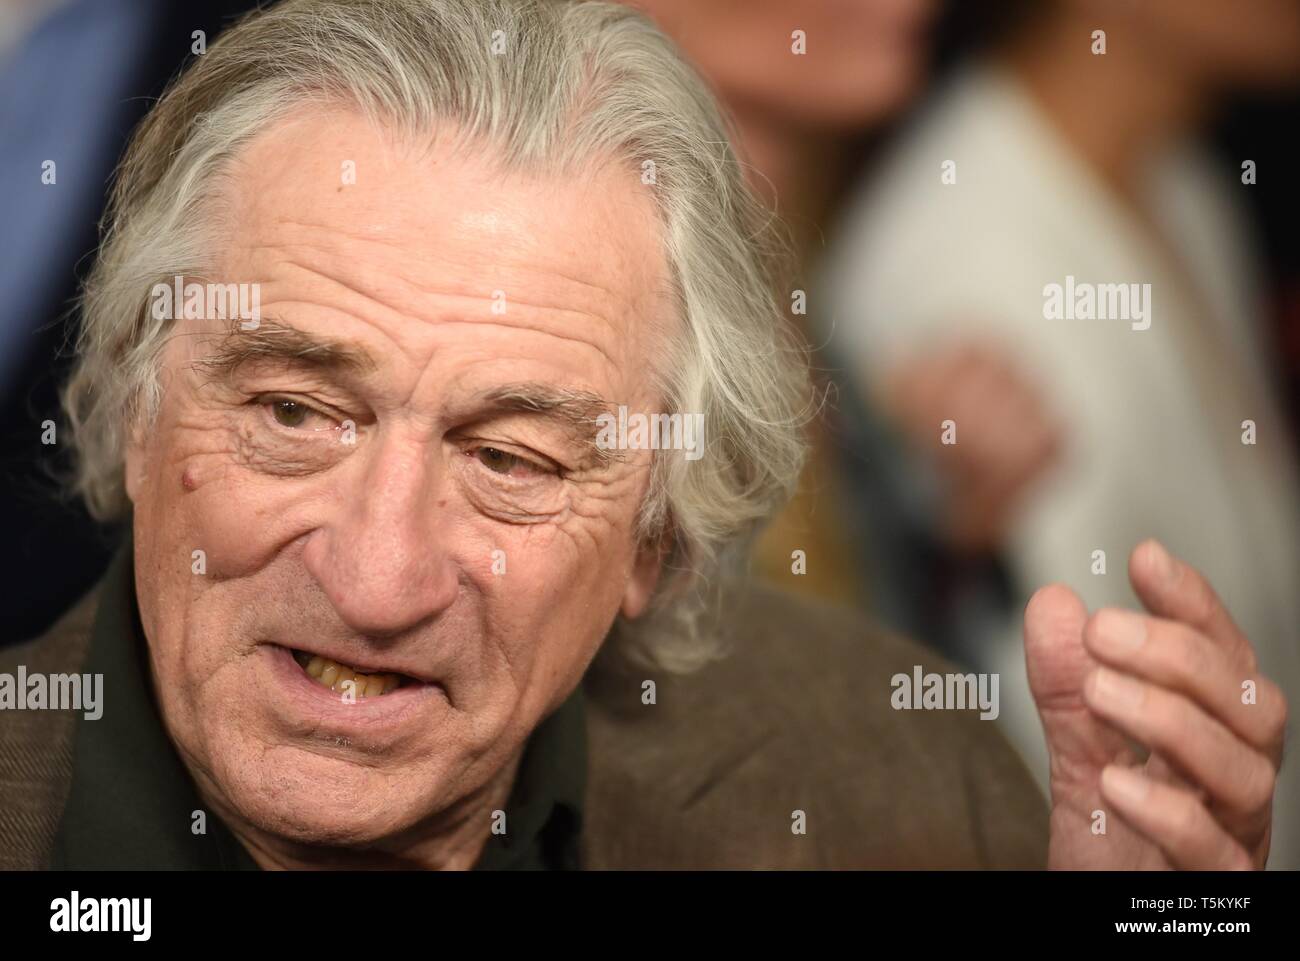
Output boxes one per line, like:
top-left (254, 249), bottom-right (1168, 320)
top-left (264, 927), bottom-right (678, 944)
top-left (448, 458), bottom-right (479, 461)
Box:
top-left (319, 663), bottom-right (339, 689)
top-left (301, 656), bottom-right (405, 696)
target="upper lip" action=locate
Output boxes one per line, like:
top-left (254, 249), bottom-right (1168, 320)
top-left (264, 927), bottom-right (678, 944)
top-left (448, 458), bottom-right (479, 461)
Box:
top-left (276, 642), bottom-right (438, 685)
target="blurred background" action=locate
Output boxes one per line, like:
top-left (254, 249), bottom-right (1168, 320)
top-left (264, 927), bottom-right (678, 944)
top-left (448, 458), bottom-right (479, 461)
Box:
top-left (2, 0), bottom-right (1299, 863)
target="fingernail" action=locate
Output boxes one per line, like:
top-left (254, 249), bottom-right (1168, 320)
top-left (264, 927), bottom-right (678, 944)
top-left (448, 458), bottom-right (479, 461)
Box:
top-left (1090, 667), bottom-right (1145, 707)
top-left (1094, 608), bottom-right (1146, 652)
top-left (1102, 764), bottom-right (1150, 805)
top-left (1146, 539), bottom-right (1177, 584)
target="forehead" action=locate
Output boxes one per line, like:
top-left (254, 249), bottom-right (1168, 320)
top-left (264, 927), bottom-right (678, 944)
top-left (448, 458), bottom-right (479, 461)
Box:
top-left (212, 105), bottom-right (672, 393)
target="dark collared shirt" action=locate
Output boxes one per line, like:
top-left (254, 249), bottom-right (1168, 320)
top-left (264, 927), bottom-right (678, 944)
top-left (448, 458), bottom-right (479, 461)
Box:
top-left (51, 537), bottom-right (586, 870)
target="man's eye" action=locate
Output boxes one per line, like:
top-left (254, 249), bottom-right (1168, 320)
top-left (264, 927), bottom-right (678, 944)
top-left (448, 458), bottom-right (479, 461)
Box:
top-left (266, 399), bottom-right (333, 431)
top-left (473, 447), bottom-right (543, 477)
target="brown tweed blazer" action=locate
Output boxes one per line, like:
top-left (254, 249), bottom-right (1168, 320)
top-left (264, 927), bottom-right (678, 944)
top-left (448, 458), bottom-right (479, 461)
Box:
top-left (1, 578), bottom-right (1048, 869)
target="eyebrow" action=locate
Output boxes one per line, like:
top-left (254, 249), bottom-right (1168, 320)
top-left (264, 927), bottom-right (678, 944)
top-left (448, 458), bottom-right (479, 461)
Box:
top-left (191, 321), bottom-right (620, 469)
top-left (475, 383), bottom-right (621, 470)
top-left (191, 318), bottom-right (378, 381)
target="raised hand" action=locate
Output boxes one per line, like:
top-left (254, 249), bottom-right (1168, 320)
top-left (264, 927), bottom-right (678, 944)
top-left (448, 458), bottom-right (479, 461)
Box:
top-left (879, 342), bottom-right (1062, 553)
top-left (1025, 539), bottom-right (1286, 869)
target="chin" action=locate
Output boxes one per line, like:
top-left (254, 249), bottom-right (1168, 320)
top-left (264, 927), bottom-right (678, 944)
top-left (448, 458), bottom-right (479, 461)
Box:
top-left (810, 56), bottom-right (925, 128)
top-left (215, 742), bottom-right (436, 847)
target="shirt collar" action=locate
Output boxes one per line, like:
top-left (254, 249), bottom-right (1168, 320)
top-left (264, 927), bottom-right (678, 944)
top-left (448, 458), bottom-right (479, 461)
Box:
top-left (53, 531), bottom-right (586, 870)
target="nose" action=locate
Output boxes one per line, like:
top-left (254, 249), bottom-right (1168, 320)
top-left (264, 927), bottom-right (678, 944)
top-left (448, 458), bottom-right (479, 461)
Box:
top-left (302, 432), bottom-right (459, 637)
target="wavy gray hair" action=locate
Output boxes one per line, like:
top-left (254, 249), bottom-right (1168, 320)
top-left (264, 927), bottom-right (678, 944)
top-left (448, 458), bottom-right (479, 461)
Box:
top-left (62, 0), bottom-right (811, 672)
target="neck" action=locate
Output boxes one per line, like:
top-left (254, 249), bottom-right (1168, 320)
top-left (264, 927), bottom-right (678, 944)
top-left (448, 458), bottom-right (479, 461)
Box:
top-left (1001, 13), bottom-right (1209, 208)
top-left (196, 750), bottom-right (524, 870)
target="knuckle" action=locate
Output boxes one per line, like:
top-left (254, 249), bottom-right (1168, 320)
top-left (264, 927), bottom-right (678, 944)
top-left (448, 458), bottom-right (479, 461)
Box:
top-left (1272, 684), bottom-right (1290, 735)
top-left (1238, 757), bottom-right (1277, 812)
top-left (1168, 626), bottom-right (1209, 678)
top-left (1248, 677), bottom-right (1288, 742)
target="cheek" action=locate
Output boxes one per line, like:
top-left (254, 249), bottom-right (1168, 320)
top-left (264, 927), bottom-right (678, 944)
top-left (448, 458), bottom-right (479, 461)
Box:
top-left (132, 439), bottom-right (287, 708)
top-left (133, 546), bottom-right (247, 765)
top-left (135, 414), bottom-right (262, 554)
top-left (481, 522), bottom-right (620, 623)
top-left (475, 509), bottom-right (640, 669)
top-left (143, 423), bottom-right (316, 583)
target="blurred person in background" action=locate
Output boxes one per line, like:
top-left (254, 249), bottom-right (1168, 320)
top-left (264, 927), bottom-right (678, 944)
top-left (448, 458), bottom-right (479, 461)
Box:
top-left (0, 0), bottom-right (256, 645)
top-left (625, 0), bottom-right (940, 607)
top-left (823, 0), bottom-right (1300, 867)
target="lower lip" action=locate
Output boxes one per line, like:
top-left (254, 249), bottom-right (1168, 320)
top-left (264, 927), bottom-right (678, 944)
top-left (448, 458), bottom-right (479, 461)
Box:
top-left (262, 644), bottom-right (446, 732)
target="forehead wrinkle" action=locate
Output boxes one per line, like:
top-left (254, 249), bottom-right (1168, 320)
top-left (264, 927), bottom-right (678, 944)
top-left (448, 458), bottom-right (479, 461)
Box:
top-left (432, 319), bottom-right (620, 369)
top-left (248, 215), bottom-right (638, 321)
top-left (264, 219), bottom-right (621, 300)
top-left (253, 249), bottom-right (629, 371)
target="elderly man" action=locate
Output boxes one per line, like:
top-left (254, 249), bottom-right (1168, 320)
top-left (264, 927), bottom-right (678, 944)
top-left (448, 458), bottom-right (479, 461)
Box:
top-left (0, 0), bottom-right (1286, 871)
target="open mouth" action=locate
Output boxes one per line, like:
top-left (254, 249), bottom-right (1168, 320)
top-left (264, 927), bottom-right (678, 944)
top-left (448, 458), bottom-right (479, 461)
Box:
top-left (290, 649), bottom-right (413, 698)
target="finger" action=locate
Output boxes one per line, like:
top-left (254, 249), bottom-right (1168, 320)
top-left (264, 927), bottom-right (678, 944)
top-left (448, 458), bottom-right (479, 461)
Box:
top-left (883, 347), bottom-right (968, 429)
top-left (1025, 584), bottom-right (1091, 711)
top-left (1100, 765), bottom-right (1254, 870)
top-left (1084, 607), bottom-right (1288, 760)
top-left (957, 351), bottom-right (1060, 490)
top-left (960, 410), bottom-right (1057, 518)
top-left (1145, 752), bottom-right (1203, 801)
top-left (938, 351), bottom-right (1008, 463)
top-left (1129, 540), bottom-right (1254, 668)
top-left (1025, 585), bottom-right (1135, 784)
top-left (1005, 381), bottom-right (1063, 471)
top-left (1083, 667), bottom-right (1277, 823)
top-left (976, 384), bottom-right (1050, 476)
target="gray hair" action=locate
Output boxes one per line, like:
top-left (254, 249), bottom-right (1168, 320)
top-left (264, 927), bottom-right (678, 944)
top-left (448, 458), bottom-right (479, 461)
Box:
top-left (62, 0), bottom-right (811, 672)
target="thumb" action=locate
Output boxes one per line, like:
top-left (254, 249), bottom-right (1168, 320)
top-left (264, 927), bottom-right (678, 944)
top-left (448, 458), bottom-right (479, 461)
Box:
top-left (1024, 584), bottom-right (1128, 792)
